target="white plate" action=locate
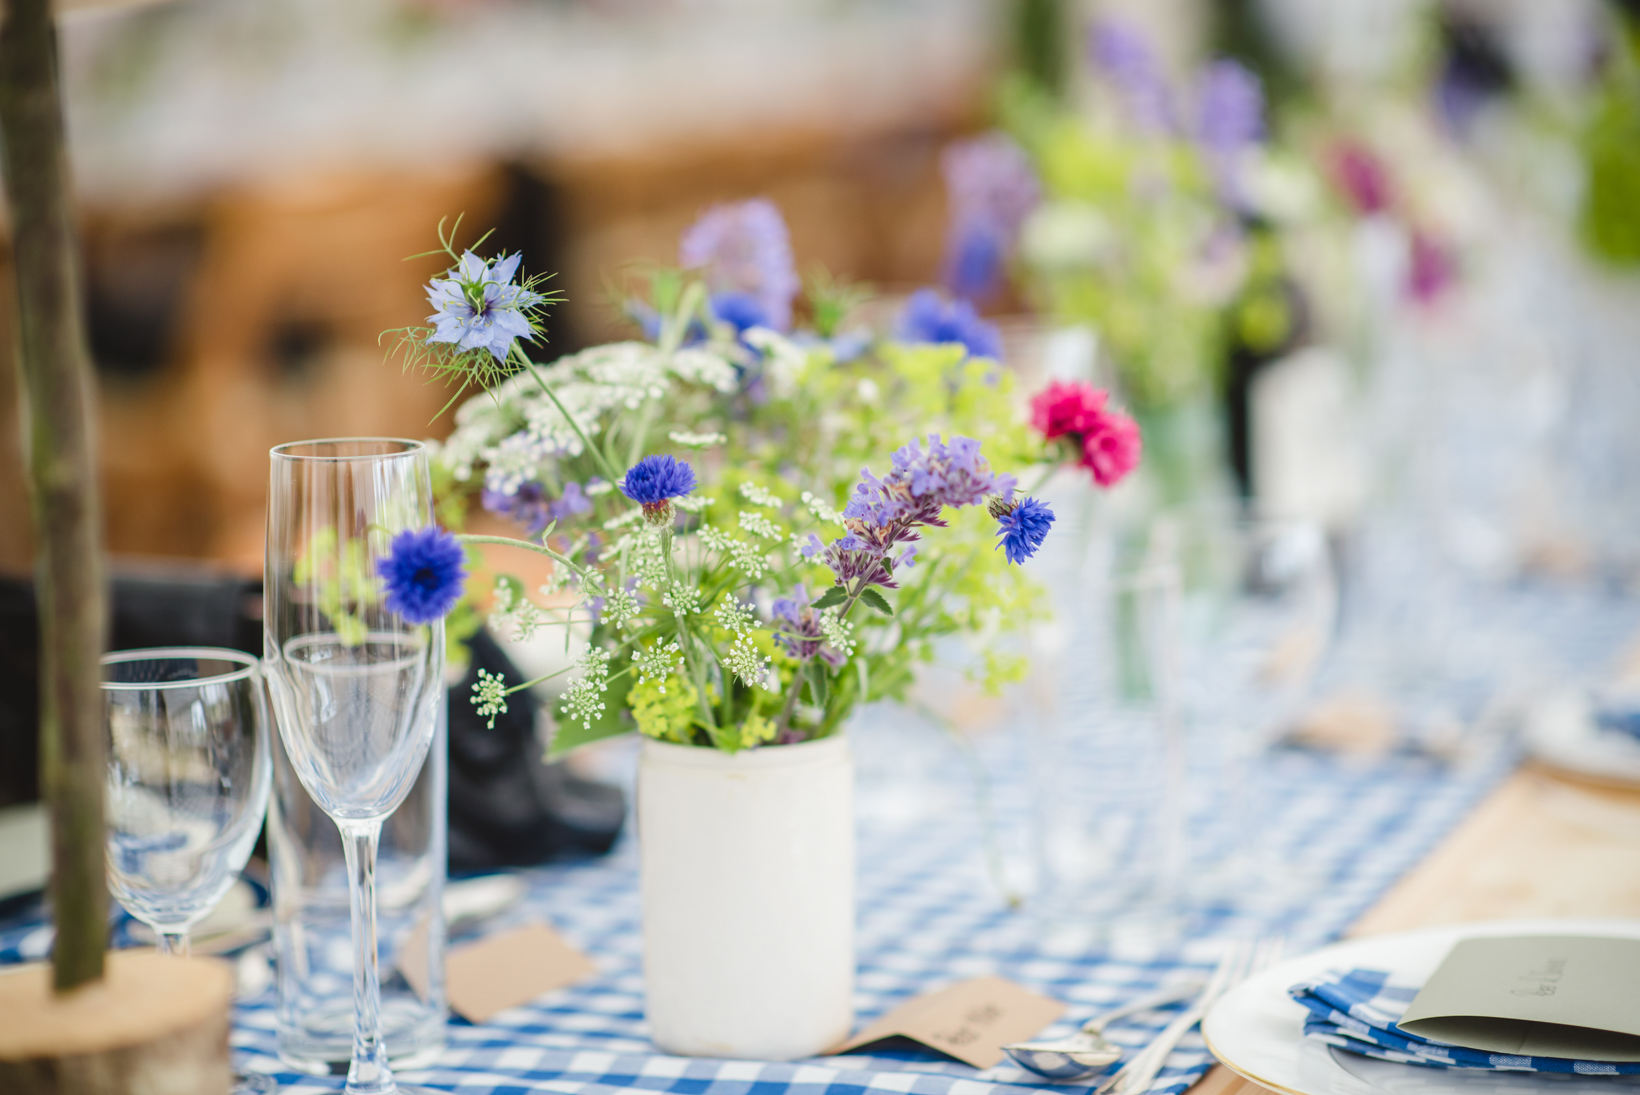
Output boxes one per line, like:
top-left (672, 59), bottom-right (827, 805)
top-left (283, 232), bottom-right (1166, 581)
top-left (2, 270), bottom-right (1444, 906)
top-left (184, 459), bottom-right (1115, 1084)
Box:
top-left (1202, 920), bottom-right (1640, 1095)
top-left (1522, 692), bottom-right (1640, 788)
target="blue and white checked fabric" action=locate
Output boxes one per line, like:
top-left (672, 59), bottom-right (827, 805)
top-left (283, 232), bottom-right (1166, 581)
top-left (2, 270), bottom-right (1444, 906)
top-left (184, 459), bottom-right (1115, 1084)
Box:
top-left (2, 585), bottom-right (1632, 1095)
top-left (1291, 968), bottom-right (1640, 1075)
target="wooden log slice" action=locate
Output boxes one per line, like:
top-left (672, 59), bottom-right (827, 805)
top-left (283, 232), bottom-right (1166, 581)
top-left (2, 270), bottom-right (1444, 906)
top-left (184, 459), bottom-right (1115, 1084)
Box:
top-left (0, 949), bottom-right (234, 1095)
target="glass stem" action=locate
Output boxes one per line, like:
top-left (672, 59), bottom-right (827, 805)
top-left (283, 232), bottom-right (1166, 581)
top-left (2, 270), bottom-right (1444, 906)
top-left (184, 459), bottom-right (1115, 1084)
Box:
top-left (156, 929), bottom-right (189, 957)
top-left (340, 818), bottom-right (395, 1095)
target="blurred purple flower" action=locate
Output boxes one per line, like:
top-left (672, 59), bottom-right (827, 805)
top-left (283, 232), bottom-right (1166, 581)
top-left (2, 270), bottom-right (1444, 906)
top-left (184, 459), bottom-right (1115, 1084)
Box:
top-left (771, 584), bottom-right (848, 668)
top-left (679, 199), bottom-right (800, 332)
top-left (708, 291), bottom-right (770, 334)
top-left (1329, 142), bottom-right (1393, 215)
top-left (549, 481), bottom-right (591, 521)
top-left (1194, 60), bottom-right (1264, 207)
top-left (940, 133), bottom-right (1041, 302)
top-left (482, 481), bottom-right (552, 535)
top-left (895, 288), bottom-right (1003, 361)
top-left (1406, 229), bottom-right (1457, 305)
top-left (1089, 18), bottom-right (1175, 133)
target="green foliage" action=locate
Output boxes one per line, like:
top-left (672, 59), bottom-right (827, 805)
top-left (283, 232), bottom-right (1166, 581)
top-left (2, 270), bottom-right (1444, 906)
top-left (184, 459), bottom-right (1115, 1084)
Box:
top-left (1581, 22), bottom-right (1640, 266)
top-left (1009, 104), bottom-right (1236, 411)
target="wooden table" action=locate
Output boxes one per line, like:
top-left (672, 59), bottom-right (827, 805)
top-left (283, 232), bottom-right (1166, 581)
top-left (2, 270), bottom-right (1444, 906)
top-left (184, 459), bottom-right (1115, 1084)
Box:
top-left (1196, 761), bottom-right (1640, 1095)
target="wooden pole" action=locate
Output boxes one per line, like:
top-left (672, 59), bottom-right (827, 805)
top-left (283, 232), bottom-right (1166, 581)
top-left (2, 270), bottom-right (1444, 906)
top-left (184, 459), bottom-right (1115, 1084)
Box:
top-left (0, 0), bottom-right (110, 991)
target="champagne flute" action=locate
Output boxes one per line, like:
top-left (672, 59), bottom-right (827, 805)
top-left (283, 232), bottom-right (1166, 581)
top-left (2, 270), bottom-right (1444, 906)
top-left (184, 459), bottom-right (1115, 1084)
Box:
top-left (103, 646), bottom-right (274, 1094)
top-left (264, 439), bottom-right (446, 1095)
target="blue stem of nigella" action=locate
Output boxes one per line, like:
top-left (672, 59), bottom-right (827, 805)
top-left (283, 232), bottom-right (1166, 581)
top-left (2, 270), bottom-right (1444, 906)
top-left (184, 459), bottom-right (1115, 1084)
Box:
top-left (506, 344), bottom-right (624, 486)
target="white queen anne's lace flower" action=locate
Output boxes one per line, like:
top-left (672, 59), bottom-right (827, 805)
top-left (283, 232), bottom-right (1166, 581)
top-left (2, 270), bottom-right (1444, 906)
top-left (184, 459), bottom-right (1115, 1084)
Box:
top-left (560, 648), bottom-right (612, 730)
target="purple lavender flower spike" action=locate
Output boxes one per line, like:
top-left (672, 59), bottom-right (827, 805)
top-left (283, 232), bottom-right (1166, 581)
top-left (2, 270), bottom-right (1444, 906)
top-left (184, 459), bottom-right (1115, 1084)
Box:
top-left (1089, 18), bottom-right (1175, 133)
top-left (772, 584), bottom-right (849, 667)
top-left (680, 198), bottom-right (800, 333)
top-left (813, 434), bottom-right (1004, 592)
top-left (896, 289), bottom-right (1003, 361)
top-left (1194, 59), bottom-right (1265, 206)
top-left (425, 250), bottom-right (543, 361)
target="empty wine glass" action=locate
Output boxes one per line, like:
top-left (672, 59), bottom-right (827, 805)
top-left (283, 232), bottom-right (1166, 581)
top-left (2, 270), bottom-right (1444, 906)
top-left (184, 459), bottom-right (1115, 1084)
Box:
top-left (264, 438), bottom-right (446, 1095)
top-left (103, 646), bottom-right (274, 1094)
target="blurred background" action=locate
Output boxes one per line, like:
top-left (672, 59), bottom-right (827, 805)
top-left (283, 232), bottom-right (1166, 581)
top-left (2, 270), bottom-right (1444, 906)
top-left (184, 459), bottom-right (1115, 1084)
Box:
top-left (4, 0), bottom-right (1640, 832)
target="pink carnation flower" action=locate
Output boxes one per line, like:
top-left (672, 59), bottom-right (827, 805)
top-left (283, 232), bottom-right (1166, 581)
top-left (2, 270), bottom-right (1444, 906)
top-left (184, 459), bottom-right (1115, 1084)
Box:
top-left (1080, 410), bottom-right (1142, 487)
top-left (1029, 381), bottom-right (1109, 440)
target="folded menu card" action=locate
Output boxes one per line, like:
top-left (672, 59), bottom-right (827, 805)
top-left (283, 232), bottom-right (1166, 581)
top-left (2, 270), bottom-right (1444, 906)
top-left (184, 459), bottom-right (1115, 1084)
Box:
top-left (1399, 936), bottom-right (1640, 1061)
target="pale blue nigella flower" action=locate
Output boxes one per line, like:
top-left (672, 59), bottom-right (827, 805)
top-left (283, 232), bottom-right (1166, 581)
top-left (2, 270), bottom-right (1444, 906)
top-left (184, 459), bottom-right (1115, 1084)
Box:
top-left (425, 251), bottom-right (543, 362)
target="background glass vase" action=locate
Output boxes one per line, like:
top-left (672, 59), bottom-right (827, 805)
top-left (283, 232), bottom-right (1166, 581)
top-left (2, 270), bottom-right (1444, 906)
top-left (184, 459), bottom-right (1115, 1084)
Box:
top-left (269, 701), bottom-right (446, 1073)
top-left (1018, 494), bottom-right (1187, 947)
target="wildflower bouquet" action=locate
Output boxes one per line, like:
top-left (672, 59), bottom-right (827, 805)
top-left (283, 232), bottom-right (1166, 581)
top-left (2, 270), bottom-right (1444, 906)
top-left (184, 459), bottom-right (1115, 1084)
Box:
top-left (383, 206), bottom-right (1139, 755)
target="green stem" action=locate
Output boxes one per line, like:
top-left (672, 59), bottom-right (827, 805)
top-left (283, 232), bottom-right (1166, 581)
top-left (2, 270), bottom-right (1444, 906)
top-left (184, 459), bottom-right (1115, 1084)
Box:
top-left (0, 0), bottom-right (110, 992)
top-left (508, 346), bottom-right (624, 485)
top-left (456, 534), bottom-right (590, 578)
top-left (1026, 462), bottom-right (1057, 495)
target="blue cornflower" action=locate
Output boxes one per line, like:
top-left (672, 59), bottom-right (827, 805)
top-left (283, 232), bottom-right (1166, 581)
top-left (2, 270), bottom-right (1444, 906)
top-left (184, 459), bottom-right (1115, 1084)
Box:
top-left (378, 527), bottom-right (467, 624)
top-left (895, 289), bottom-right (1003, 361)
top-left (991, 496), bottom-right (1055, 565)
top-left (425, 251), bottom-right (543, 362)
top-left (620, 455), bottom-right (697, 524)
top-left (680, 199), bottom-right (800, 333)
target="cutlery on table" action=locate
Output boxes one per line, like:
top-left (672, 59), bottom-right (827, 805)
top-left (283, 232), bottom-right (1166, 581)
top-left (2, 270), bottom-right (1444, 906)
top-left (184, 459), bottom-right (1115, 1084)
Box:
top-left (1096, 935), bottom-right (1284, 1095)
top-left (1002, 977), bottom-right (1208, 1080)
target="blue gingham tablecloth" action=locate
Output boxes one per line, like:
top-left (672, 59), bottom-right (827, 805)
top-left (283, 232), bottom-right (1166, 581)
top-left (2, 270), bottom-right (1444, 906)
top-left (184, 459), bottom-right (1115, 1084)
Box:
top-left (0, 740), bottom-right (1518, 1095)
top-left (4, 584), bottom-right (1633, 1095)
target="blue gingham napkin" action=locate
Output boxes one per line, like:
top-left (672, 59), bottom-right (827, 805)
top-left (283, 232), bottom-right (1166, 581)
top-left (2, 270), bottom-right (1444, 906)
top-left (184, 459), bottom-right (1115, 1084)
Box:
top-left (1289, 968), bottom-right (1640, 1075)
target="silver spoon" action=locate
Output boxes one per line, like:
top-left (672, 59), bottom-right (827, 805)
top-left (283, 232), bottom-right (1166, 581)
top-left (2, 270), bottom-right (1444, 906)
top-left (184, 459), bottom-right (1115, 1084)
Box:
top-left (1002, 978), bottom-right (1206, 1081)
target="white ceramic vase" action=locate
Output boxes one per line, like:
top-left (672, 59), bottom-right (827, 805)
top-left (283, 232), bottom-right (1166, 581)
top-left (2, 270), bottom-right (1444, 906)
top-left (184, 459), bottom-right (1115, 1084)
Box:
top-left (638, 733), bottom-right (854, 1060)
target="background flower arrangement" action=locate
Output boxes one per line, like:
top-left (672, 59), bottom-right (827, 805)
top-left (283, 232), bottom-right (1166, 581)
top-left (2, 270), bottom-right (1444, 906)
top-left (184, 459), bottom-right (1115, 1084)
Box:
top-left (389, 201), bottom-right (1139, 756)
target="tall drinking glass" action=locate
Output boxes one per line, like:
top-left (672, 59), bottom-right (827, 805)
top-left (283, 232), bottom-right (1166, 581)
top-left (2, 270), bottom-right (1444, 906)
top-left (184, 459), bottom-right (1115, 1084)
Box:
top-left (103, 646), bottom-right (273, 1094)
top-left (265, 439), bottom-right (446, 1095)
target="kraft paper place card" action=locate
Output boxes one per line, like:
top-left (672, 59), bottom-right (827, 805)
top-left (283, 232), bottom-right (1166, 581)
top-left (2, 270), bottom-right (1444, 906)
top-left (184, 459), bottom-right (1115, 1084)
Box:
top-left (1399, 936), bottom-right (1640, 1060)
top-left (825, 976), bottom-right (1065, 1069)
top-left (400, 920), bottom-right (596, 1024)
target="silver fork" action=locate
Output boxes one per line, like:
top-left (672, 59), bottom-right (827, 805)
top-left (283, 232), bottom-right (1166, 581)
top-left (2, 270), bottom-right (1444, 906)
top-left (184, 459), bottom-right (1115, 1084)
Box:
top-left (1095, 936), bottom-right (1286, 1095)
